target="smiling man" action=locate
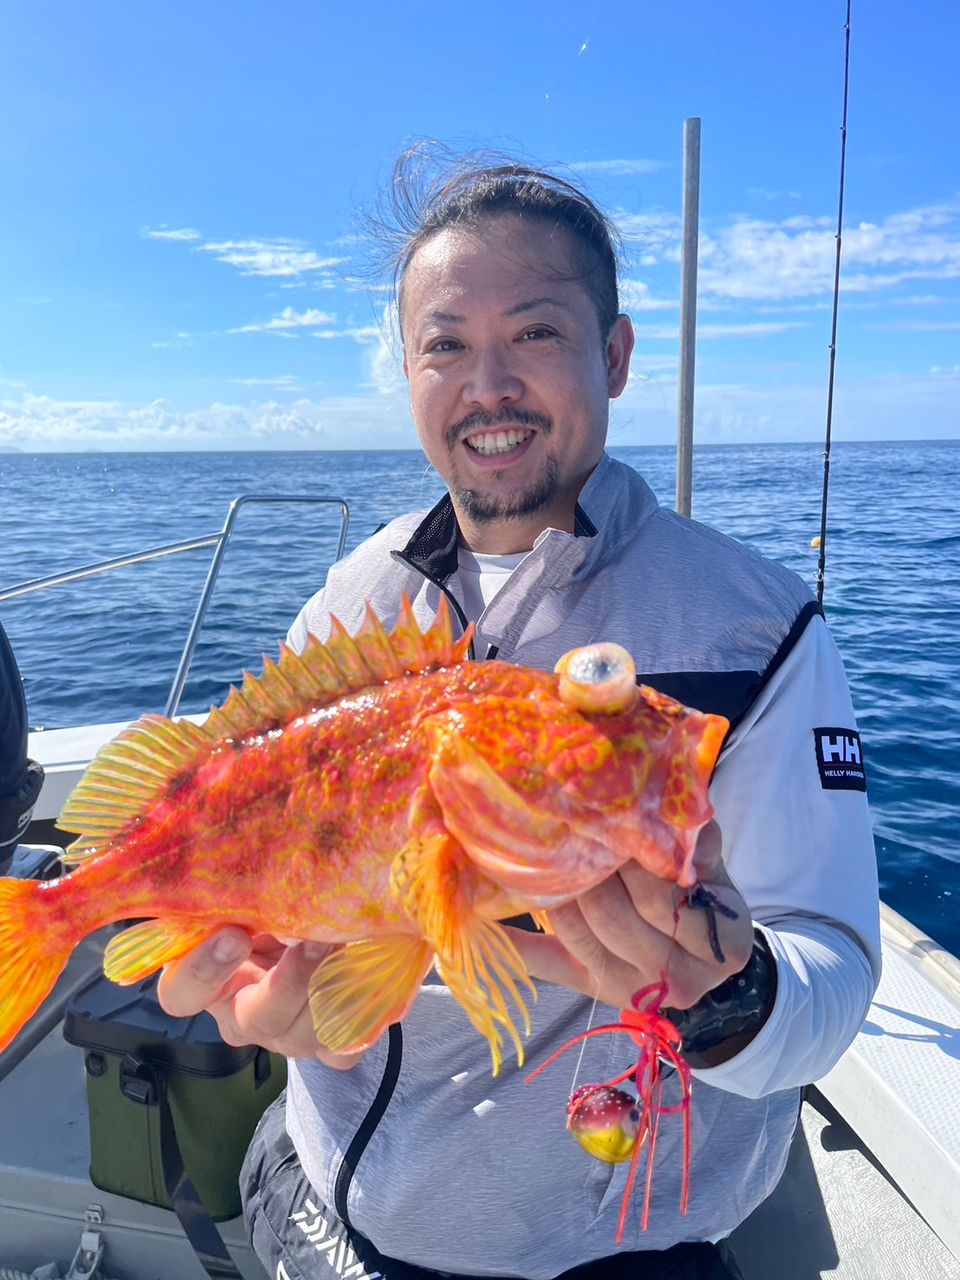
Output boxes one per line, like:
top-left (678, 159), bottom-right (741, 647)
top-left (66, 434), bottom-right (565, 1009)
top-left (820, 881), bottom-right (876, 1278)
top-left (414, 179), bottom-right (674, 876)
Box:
top-left (160, 150), bottom-right (880, 1280)
top-left (400, 211), bottom-right (633, 552)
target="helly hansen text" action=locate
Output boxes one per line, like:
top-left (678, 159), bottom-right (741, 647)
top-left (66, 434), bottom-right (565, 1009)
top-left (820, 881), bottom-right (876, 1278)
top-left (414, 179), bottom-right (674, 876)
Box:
top-left (814, 728), bottom-right (866, 792)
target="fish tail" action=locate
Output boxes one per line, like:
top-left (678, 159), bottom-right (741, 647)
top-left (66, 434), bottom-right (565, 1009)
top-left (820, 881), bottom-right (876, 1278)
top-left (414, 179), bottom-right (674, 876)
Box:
top-left (0, 877), bottom-right (73, 1054)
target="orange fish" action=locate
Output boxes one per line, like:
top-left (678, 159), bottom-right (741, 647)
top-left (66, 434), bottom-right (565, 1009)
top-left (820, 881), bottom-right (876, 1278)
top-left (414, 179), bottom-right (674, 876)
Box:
top-left (0, 597), bottom-right (727, 1076)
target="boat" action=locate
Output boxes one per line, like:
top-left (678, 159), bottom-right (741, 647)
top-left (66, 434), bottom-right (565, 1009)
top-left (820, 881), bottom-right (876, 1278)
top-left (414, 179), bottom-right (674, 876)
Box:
top-left (1, 502), bottom-right (959, 1280)
top-left (4, 18), bottom-right (958, 1267)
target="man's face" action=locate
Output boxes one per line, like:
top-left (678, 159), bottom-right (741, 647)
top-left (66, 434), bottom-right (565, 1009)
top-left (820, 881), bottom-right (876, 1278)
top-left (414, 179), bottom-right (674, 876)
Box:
top-left (401, 215), bottom-right (634, 553)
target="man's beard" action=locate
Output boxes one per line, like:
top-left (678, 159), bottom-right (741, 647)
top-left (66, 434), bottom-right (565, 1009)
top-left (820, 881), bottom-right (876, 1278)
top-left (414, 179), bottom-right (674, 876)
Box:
top-left (448, 408), bottom-right (558, 525)
top-left (455, 453), bottom-right (560, 524)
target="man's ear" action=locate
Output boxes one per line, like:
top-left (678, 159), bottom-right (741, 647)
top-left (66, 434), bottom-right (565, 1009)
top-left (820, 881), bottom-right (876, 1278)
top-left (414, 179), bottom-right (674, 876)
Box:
top-left (606, 314), bottom-right (634, 399)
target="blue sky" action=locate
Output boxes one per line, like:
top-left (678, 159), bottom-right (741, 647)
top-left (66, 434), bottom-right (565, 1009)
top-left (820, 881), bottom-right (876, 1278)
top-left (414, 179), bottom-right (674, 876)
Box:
top-left (1, 0), bottom-right (957, 451)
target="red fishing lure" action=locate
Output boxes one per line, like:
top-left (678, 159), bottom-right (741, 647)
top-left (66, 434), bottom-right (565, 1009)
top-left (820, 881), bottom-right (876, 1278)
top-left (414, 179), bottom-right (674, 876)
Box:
top-left (526, 981), bottom-right (693, 1244)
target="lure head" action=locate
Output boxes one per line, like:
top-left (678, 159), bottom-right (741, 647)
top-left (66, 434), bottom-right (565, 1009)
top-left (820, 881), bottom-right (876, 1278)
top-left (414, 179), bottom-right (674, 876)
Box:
top-left (567, 1084), bottom-right (644, 1165)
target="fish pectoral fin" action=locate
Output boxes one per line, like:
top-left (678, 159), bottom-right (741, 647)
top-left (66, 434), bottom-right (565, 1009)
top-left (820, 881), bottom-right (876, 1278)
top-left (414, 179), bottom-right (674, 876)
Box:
top-left (388, 831), bottom-right (469, 959)
top-left (433, 918), bottom-right (536, 1075)
top-left (307, 936), bottom-right (433, 1054)
top-left (103, 919), bottom-right (217, 985)
top-left (390, 832), bottom-right (535, 1075)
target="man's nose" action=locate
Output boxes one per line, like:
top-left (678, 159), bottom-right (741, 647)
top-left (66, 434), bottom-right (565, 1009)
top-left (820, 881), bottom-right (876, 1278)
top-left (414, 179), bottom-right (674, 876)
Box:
top-left (463, 345), bottom-right (524, 409)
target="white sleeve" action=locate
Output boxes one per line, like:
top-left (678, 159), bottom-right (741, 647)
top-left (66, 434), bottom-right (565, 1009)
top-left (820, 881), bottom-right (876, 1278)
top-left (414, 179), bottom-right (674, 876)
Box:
top-left (285, 588), bottom-right (330, 653)
top-left (692, 614), bottom-right (881, 1099)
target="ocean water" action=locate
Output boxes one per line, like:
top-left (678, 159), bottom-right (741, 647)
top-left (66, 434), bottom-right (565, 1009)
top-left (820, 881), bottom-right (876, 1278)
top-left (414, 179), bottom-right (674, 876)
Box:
top-left (1, 441), bottom-right (958, 953)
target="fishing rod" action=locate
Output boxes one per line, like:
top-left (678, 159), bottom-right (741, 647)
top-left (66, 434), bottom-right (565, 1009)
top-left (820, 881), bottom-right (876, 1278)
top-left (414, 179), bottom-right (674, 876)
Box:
top-left (815, 0), bottom-right (853, 606)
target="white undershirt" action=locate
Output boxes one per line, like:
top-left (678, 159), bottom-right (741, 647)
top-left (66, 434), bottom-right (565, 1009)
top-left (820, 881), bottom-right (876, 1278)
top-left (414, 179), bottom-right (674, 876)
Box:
top-left (454, 547), bottom-right (528, 623)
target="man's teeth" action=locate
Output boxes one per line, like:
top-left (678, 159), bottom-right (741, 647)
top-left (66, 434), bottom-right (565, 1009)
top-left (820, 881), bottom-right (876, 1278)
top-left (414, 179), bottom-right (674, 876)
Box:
top-left (465, 428), bottom-right (533, 455)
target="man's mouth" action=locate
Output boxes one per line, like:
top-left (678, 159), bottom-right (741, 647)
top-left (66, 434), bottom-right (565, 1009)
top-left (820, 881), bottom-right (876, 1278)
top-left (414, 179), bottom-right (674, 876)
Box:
top-left (463, 427), bottom-right (534, 456)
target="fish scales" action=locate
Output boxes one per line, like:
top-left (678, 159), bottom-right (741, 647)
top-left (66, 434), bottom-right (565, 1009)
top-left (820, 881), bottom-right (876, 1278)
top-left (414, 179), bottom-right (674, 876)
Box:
top-left (0, 596), bottom-right (728, 1074)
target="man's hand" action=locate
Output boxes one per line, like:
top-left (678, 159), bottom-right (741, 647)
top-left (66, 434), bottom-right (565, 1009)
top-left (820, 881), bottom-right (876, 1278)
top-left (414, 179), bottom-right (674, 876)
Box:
top-left (157, 931), bottom-right (364, 1068)
top-left (507, 823), bottom-right (753, 1013)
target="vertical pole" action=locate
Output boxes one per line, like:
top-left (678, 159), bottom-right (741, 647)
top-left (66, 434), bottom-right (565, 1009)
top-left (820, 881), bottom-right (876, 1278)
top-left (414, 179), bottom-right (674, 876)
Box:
top-left (676, 117), bottom-right (701, 519)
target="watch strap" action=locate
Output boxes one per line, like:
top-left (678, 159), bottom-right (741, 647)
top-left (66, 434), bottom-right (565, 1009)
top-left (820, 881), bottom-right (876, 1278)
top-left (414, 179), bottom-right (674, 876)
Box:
top-left (664, 927), bottom-right (777, 1061)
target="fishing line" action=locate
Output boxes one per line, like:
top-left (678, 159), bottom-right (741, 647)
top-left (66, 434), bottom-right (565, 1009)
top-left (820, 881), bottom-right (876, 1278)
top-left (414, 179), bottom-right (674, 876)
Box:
top-left (815, 0), bottom-right (852, 606)
top-left (569, 968), bottom-right (606, 1096)
top-left (419, 463), bottom-right (442, 504)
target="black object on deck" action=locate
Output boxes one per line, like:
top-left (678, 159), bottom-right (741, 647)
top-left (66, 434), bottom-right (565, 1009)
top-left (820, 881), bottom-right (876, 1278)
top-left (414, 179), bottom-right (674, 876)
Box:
top-left (0, 621), bottom-right (44, 873)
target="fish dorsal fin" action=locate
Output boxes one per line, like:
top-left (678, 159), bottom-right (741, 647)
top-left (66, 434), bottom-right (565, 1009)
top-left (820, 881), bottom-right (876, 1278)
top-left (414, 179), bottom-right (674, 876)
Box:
top-left (224, 593), bottom-right (471, 738)
top-left (59, 715), bottom-right (214, 857)
top-left (58, 595), bottom-right (472, 861)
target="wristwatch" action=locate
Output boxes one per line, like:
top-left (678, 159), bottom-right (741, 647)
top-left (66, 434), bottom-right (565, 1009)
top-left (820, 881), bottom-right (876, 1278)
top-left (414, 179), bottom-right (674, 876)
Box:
top-left (663, 927), bottom-right (778, 1066)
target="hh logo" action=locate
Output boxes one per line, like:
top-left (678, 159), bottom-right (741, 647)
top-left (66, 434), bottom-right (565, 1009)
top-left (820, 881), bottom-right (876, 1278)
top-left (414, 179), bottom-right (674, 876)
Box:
top-left (814, 727), bottom-right (866, 792)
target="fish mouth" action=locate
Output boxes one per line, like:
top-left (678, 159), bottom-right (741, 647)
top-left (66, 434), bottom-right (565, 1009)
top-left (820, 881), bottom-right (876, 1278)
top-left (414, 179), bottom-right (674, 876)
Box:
top-left (463, 427), bottom-right (535, 458)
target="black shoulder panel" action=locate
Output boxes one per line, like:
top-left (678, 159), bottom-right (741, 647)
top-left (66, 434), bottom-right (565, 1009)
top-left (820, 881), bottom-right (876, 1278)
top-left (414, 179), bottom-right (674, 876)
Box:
top-left (638, 599), bottom-right (825, 736)
top-left (637, 669), bottom-right (762, 728)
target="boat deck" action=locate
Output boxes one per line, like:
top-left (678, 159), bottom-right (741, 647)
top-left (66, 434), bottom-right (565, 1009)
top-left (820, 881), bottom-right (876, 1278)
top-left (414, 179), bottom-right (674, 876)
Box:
top-left (2, 841), bottom-right (959, 1279)
top-left (3, 1033), bottom-right (958, 1280)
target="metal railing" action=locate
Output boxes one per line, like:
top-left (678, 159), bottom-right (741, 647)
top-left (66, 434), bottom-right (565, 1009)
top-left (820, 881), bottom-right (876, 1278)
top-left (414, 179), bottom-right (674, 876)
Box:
top-left (0, 493), bottom-right (350, 718)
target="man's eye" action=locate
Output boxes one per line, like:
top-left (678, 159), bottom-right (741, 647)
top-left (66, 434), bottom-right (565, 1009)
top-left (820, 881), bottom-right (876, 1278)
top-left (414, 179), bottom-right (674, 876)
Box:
top-left (427, 338), bottom-right (462, 353)
top-left (520, 326), bottom-right (556, 341)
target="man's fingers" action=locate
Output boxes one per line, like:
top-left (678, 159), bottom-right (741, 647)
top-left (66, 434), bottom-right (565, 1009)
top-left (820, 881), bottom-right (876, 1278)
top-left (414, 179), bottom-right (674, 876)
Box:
top-left (694, 819), bottom-right (724, 874)
top-left (227, 942), bottom-right (330, 1046)
top-left (507, 921), bottom-right (649, 1010)
top-left (573, 873), bottom-right (676, 975)
top-left (506, 929), bottom-right (596, 996)
top-left (157, 927), bottom-right (253, 1018)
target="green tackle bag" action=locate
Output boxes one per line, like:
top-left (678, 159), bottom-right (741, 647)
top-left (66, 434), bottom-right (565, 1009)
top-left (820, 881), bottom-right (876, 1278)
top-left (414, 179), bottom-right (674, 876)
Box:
top-left (63, 972), bottom-right (286, 1225)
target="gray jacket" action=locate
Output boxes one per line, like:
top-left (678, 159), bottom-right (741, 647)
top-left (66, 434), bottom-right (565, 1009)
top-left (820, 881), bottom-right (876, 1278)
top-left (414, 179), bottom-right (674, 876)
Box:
top-left (284, 453), bottom-right (879, 1277)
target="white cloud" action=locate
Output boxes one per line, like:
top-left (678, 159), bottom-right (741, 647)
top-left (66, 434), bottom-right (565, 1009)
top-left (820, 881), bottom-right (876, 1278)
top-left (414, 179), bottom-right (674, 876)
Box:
top-left (143, 225), bottom-right (348, 279)
top-left (151, 332), bottom-right (195, 349)
top-left (700, 321), bottom-right (811, 338)
top-left (612, 367), bottom-right (960, 445)
top-left (862, 319), bottom-right (960, 332)
top-left (571, 159), bottom-right (670, 176)
top-left (228, 376), bottom-right (304, 390)
top-left (625, 356), bottom-right (679, 377)
top-left (612, 200), bottom-right (960, 310)
top-left (197, 239), bottom-right (345, 278)
top-left (748, 188), bottom-right (803, 202)
top-left (329, 233), bottom-right (372, 247)
top-left (311, 326), bottom-right (381, 342)
top-left (620, 280), bottom-right (678, 312)
top-left (344, 277), bottom-right (392, 294)
top-left (227, 307), bottom-right (336, 335)
top-left (615, 210), bottom-right (681, 256)
top-left (3, 367), bottom-right (956, 452)
top-left (628, 320), bottom-right (809, 340)
top-left (363, 306), bottom-right (406, 396)
top-left (697, 201), bottom-right (960, 302)
top-left (0, 390), bottom-right (415, 450)
top-left (142, 227), bottom-right (202, 241)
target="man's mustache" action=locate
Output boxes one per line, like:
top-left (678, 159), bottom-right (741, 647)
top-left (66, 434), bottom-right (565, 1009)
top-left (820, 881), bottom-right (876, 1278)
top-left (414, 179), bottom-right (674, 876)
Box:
top-left (447, 409), bottom-right (552, 450)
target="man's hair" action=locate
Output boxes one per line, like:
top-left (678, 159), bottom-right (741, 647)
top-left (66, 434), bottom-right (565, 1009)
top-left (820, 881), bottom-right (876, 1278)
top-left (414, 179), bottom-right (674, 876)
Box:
top-left (371, 143), bottom-right (622, 341)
